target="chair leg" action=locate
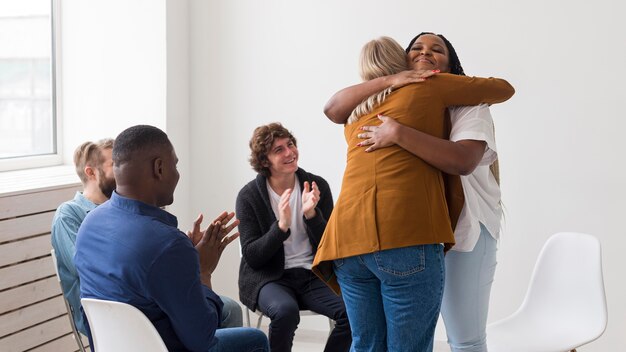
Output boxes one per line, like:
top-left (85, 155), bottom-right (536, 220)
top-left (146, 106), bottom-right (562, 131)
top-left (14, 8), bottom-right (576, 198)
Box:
top-left (255, 313), bottom-right (263, 329)
top-left (245, 307), bottom-right (251, 327)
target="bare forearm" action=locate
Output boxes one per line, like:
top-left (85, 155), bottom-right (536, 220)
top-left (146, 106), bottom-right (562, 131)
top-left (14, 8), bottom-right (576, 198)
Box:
top-left (324, 76), bottom-right (392, 124)
top-left (394, 125), bottom-right (485, 175)
top-left (200, 273), bottom-right (212, 289)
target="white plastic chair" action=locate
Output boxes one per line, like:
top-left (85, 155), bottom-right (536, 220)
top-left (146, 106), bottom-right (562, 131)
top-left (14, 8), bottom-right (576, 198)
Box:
top-left (50, 249), bottom-right (88, 352)
top-left (487, 232), bottom-right (607, 352)
top-left (81, 298), bottom-right (168, 352)
top-left (245, 306), bottom-right (336, 333)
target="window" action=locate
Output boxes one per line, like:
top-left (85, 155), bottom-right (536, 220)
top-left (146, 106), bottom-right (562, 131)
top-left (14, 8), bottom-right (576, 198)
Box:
top-left (0, 0), bottom-right (59, 170)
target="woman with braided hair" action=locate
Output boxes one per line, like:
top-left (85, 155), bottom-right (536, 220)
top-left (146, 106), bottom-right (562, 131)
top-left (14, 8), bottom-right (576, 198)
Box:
top-left (323, 32), bottom-right (506, 352)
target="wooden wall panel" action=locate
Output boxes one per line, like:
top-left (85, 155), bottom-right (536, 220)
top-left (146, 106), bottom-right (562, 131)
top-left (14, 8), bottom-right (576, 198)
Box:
top-left (27, 334), bottom-right (81, 352)
top-left (0, 234), bottom-right (52, 267)
top-left (0, 186), bottom-right (78, 220)
top-left (0, 277), bottom-right (60, 315)
top-left (0, 183), bottom-right (83, 352)
top-left (0, 296), bottom-right (66, 337)
top-left (0, 212), bottom-right (55, 243)
top-left (0, 257), bottom-right (55, 291)
top-left (0, 316), bottom-right (72, 352)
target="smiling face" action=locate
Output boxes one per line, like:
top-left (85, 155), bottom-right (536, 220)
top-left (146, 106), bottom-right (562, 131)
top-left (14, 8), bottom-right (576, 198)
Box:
top-left (266, 137), bottom-right (299, 178)
top-left (407, 34), bottom-right (450, 72)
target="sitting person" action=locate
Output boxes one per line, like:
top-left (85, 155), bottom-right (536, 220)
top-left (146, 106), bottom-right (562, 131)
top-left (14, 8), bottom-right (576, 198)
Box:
top-left (74, 125), bottom-right (268, 352)
top-left (237, 123), bottom-right (351, 352)
top-left (52, 139), bottom-right (243, 342)
top-left (51, 138), bottom-right (115, 338)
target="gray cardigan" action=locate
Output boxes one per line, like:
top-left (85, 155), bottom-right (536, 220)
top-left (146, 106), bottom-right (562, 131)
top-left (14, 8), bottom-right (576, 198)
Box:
top-left (236, 168), bottom-right (333, 311)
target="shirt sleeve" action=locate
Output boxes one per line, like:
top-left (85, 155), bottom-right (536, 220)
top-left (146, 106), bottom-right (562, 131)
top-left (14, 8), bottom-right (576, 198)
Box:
top-left (147, 235), bottom-right (223, 352)
top-left (449, 104), bottom-right (498, 166)
top-left (51, 206), bottom-right (81, 278)
top-left (236, 187), bottom-right (291, 269)
top-left (432, 73), bottom-right (515, 107)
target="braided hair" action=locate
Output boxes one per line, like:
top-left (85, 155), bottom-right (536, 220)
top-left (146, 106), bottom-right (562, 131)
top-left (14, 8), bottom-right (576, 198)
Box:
top-left (406, 32), bottom-right (501, 184)
top-left (405, 32), bottom-right (465, 76)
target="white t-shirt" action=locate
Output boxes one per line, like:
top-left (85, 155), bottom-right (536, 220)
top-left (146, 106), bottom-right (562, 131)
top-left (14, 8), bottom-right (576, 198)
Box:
top-left (448, 104), bottom-right (502, 252)
top-left (267, 175), bottom-right (314, 269)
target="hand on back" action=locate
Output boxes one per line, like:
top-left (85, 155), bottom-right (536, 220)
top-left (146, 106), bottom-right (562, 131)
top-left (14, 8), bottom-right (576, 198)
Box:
top-left (389, 69), bottom-right (439, 89)
top-left (357, 114), bottom-right (401, 152)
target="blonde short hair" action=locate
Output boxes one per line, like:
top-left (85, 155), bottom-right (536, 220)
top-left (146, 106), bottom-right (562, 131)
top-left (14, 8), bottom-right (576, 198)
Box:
top-left (73, 138), bottom-right (114, 184)
top-left (348, 37), bottom-right (409, 124)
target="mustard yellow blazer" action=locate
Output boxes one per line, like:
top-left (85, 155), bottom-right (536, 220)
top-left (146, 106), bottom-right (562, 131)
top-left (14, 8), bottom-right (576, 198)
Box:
top-left (313, 73), bottom-right (515, 293)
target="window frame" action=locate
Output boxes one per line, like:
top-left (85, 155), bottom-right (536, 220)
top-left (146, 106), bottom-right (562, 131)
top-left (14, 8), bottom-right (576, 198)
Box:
top-left (0, 0), bottom-right (63, 172)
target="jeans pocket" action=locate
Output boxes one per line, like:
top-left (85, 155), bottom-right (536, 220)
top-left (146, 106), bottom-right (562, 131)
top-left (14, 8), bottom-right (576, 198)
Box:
top-left (374, 245), bottom-right (425, 276)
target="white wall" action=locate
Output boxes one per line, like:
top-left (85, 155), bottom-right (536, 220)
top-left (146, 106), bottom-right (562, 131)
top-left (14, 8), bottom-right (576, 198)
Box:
top-left (57, 1), bottom-right (625, 349)
top-left (188, 0), bottom-right (626, 349)
top-left (60, 0), bottom-right (166, 156)
top-left (59, 0), bottom-right (191, 219)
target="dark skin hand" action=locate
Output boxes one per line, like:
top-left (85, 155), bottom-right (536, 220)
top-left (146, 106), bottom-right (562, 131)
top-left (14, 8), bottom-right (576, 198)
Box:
top-left (187, 211), bottom-right (240, 288)
top-left (356, 115), bottom-right (486, 175)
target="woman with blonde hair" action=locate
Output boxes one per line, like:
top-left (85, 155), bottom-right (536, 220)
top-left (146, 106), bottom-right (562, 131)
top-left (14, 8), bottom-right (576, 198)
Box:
top-left (323, 32), bottom-right (506, 352)
top-left (312, 36), bottom-right (514, 352)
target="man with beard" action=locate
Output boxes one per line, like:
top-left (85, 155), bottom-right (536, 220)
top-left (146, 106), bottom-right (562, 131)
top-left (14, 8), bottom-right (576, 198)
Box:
top-left (52, 138), bottom-right (246, 342)
top-left (51, 138), bottom-right (116, 337)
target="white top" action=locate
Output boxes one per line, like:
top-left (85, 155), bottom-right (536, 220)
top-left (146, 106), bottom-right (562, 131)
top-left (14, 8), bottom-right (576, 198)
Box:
top-left (448, 104), bottom-right (502, 252)
top-left (267, 175), bottom-right (314, 269)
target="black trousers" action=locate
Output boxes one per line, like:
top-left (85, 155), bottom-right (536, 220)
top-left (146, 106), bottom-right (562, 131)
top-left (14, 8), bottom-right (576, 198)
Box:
top-left (257, 268), bottom-right (351, 352)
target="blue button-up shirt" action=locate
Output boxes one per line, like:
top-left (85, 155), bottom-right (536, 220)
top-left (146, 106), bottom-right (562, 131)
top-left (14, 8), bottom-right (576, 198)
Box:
top-left (51, 191), bottom-right (96, 335)
top-left (75, 192), bottom-right (223, 352)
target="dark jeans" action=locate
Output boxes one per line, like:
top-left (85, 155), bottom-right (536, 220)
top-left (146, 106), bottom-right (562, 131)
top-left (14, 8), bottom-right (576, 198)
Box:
top-left (257, 268), bottom-right (351, 352)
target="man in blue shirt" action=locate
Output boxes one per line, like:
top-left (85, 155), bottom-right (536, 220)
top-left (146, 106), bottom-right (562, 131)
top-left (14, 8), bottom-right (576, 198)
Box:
top-left (75, 125), bottom-right (268, 352)
top-left (52, 138), bottom-right (116, 336)
top-left (52, 139), bottom-right (244, 340)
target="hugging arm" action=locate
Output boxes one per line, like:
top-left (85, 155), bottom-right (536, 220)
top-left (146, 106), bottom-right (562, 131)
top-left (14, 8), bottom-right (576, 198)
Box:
top-left (434, 74), bottom-right (515, 106)
top-left (359, 75), bottom-right (513, 174)
top-left (323, 70), bottom-right (434, 124)
top-left (359, 115), bottom-right (486, 175)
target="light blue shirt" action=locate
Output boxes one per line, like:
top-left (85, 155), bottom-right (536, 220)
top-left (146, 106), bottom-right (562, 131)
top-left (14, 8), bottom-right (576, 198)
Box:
top-left (51, 191), bottom-right (97, 335)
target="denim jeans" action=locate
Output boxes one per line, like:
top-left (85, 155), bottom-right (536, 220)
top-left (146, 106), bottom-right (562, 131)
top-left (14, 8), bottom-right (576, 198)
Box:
top-left (218, 295), bottom-right (244, 328)
top-left (334, 244), bottom-right (445, 352)
top-left (441, 224), bottom-right (497, 352)
top-left (209, 327), bottom-right (269, 352)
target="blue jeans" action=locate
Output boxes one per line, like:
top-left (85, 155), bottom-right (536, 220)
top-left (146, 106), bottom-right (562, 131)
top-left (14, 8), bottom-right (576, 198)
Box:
top-left (441, 224), bottom-right (497, 352)
top-left (209, 327), bottom-right (269, 352)
top-left (218, 295), bottom-right (244, 328)
top-left (334, 244), bottom-right (445, 352)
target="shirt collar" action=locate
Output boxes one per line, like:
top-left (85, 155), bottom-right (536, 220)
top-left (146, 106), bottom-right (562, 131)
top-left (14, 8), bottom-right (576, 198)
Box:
top-left (109, 191), bottom-right (179, 228)
top-left (73, 191), bottom-right (98, 213)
